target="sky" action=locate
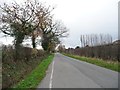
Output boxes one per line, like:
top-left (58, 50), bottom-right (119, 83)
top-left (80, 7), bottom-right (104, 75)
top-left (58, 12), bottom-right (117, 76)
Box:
top-left (0, 0), bottom-right (119, 48)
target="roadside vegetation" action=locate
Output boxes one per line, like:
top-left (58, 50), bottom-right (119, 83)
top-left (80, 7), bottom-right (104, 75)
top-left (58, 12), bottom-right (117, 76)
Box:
top-left (0, 0), bottom-right (68, 89)
top-left (59, 34), bottom-right (119, 72)
top-left (14, 54), bottom-right (54, 88)
top-left (62, 34), bottom-right (119, 61)
top-left (63, 53), bottom-right (119, 72)
top-left (2, 45), bottom-right (49, 88)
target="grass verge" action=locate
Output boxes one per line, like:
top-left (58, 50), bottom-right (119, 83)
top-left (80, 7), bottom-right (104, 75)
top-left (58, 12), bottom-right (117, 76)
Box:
top-left (63, 53), bottom-right (119, 72)
top-left (13, 54), bottom-right (54, 89)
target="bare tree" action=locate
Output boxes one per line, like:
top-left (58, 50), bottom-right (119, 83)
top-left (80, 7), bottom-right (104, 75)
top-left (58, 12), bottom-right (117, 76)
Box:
top-left (41, 20), bottom-right (68, 52)
top-left (0, 0), bottom-right (40, 49)
top-left (80, 34), bottom-right (113, 47)
top-left (30, 2), bottom-right (54, 48)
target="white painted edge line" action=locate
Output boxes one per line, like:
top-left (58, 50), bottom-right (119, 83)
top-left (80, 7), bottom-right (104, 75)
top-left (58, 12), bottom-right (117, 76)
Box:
top-left (49, 60), bottom-right (55, 89)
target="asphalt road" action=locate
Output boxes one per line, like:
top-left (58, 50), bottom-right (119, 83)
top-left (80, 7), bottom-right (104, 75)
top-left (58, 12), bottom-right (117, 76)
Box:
top-left (37, 53), bottom-right (118, 88)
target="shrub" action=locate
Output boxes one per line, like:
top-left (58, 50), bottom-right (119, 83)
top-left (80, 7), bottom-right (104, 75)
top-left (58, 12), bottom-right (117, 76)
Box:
top-left (2, 45), bottom-right (48, 88)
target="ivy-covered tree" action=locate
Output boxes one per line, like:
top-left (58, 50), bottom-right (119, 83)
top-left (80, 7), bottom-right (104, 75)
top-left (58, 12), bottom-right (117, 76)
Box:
top-left (40, 20), bottom-right (68, 52)
top-left (0, 0), bottom-right (69, 53)
top-left (0, 1), bottom-right (37, 49)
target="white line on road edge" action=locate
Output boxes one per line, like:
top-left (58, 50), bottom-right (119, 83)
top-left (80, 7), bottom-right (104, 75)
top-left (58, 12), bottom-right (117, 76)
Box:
top-left (49, 60), bottom-right (55, 89)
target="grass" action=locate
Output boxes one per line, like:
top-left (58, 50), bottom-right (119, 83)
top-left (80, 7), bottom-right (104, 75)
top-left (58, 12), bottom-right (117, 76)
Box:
top-left (13, 54), bottom-right (54, 89)
top-left (63, 53), bottom-right (119, 72)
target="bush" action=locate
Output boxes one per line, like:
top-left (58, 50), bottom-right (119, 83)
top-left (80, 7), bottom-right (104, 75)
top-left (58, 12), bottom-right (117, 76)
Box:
top-left (64, 43), bottom-right (119, 61)
top-left (2, 45), bottom-right (48, 88)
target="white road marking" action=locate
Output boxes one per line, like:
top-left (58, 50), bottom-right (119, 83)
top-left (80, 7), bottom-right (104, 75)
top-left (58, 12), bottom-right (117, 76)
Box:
top-left (49, 60), bottom-right (55, 89)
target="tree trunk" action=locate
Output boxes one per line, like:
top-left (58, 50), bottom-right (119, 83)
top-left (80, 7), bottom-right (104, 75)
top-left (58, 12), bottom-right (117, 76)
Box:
top-left (32, 34), bottom-right (36, 48)
top-left (14, 33), bottom-right (24, 61)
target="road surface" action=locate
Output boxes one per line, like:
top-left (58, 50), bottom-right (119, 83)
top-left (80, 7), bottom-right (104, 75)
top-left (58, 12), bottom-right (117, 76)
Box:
top-left (37, 53), bottom-right (118, 88)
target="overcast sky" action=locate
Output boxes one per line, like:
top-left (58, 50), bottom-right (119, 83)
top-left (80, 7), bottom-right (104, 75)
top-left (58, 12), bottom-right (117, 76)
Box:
top-left (0, 0), bottom-right (119, 48)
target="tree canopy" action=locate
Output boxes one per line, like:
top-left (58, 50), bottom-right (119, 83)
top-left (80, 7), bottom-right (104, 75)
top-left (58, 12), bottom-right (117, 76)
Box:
top-left (0, 0), bottom-right (69, 52)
